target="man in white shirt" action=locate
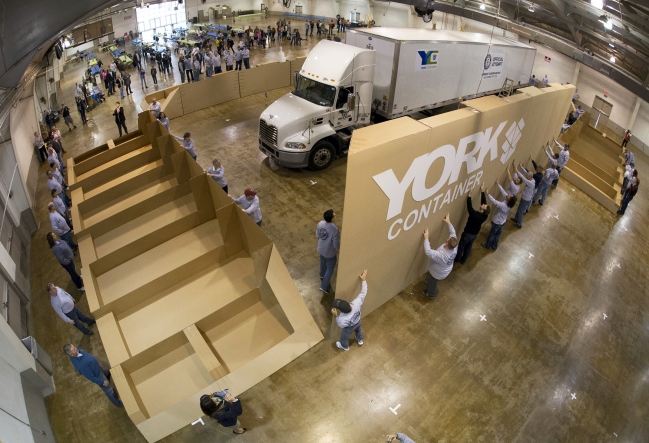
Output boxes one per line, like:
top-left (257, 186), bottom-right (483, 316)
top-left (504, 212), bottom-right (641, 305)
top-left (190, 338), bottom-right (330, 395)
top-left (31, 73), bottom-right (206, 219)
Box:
top-left (422, 213), bottom-right (457, 299)
top-left (148, 97), bottom-right (161, 118)
top-left (231, 188), bottom-right (262, 227)
top-left (542, 75), bottom-right (549, 87)
top-left (47, 170), bottom-right (70, 207)
top-left (48, 283), bottom-right (93, 335)
top-left (242, 47), bottom-right (250, 69)
top-left (48, 202), bottom-right (77, 249)
top-left (212, 52), bottom-right (222, 74)
top-left (224, 50), bottom-right (234, 71)
top-left (206, 158), bottom-right (228, 193)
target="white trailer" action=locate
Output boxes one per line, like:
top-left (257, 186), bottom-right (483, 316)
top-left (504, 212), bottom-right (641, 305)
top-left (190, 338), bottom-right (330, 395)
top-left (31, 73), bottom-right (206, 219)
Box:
top-left (259, 27), bottom-right (536, 170)
top-left (345, 27), bottom-right (537, 119)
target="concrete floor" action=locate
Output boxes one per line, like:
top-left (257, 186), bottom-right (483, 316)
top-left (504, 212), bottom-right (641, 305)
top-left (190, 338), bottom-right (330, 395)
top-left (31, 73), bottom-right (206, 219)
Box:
top-left (30, 17), bottom-right (649, 443)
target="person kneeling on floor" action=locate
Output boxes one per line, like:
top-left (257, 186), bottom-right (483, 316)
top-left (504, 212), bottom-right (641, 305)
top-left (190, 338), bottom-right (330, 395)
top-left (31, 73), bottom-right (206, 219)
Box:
top-left (200, 390), bottom-right (247, 434)
top-left (332, 270), bottom-right (368, 351)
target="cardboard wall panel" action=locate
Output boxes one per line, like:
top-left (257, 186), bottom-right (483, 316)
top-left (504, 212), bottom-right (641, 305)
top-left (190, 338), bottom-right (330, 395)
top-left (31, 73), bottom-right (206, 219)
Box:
top-left (335, 87), bottom-right (574, 323)
top-left (290, 57), bottom-right (306, 85)
top-left (239, 61), bottom-right (290, 98)
top-left (161, 88), bottom-right (184, 120)
top-left (179, 71), bottom-right (240, 115)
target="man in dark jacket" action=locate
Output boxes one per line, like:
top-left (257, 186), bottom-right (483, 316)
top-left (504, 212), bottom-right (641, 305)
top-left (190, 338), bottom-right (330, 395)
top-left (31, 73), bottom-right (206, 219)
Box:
top-left (455, 184), bottom-right (490, 265)
top-left (529, 155), bottom-right (544, 188)
top-left (64, 344), bottom-right (123, 407)
top-left (113, 102), bottom-right (128, 137)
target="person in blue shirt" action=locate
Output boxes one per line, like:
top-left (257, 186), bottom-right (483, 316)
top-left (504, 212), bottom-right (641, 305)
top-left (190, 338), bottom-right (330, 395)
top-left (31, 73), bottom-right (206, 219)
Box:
top-left (331, 270), bottom-right (368, 351)
top-left (64, 344), bottom-right (123, 407)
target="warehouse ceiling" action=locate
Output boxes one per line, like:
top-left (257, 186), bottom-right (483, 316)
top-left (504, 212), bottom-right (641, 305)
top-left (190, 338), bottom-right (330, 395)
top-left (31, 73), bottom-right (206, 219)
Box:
top-left (0, 0), bottom-right (122, 89)
top-left (434, 0), bottom-right (649, 82)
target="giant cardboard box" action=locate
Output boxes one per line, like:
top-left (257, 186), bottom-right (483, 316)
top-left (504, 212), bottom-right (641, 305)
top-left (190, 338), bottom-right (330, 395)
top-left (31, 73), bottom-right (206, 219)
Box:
top-left (68, 111), bottom-right (323, 442)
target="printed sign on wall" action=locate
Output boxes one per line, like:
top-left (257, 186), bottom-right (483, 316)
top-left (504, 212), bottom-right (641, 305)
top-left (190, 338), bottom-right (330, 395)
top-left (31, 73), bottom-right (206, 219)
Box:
top-left (482, 52), bottom-right (505, 79)
top-left (416, 50), bottom-right (439, 71)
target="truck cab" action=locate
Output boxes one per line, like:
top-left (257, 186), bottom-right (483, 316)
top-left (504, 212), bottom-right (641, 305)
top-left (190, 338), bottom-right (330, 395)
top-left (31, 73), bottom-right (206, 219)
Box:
top-left (259, 40), bottom-right (375, 170)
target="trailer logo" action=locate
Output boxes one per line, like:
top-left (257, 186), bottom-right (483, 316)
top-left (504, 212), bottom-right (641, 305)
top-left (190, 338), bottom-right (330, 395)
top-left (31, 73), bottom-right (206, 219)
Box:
top-left (482, 53), bottom-right (505, 80)
top-left (416, 50), bottom-right (439, 70)
top-left (484, 54), bottom-right (492, 70)
top-left (372, 118), bottom-right (526, 238)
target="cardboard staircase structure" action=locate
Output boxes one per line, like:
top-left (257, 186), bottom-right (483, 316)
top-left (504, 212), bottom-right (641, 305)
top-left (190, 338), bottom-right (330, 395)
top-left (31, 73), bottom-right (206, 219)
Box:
top-left (140, 57), bottom-right (307, 119)
top-left (333, 84), bottom-right (575, 324)
top-left (66, 111), bottom-right (323, 442)
top-left (557, 113), bottom-right (624, 213)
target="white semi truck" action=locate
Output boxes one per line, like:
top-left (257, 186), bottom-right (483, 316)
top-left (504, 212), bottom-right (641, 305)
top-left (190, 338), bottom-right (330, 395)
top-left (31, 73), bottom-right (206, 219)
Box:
top-left (259, 27), bottom-right (536, 170)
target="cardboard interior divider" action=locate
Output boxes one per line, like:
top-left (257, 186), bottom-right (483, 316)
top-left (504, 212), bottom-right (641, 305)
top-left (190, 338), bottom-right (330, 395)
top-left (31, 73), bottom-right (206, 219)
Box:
top-left (335, 86), bottom-right (574, 323)
top-left (72, 137), bottom-right (150, 183)
top-left (184, 324), bottom-right (228, 381)
top-left (119, 331), bottom-right (215, 419)
top-left (111, 364), bottom-right (148, 424)
top-left (569, 149), bottom-right (622, 185)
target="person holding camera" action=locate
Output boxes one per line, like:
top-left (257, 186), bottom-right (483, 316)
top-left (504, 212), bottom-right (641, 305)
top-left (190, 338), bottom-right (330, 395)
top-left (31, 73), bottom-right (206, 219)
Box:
top-left (331, 269), bottom-right (367, 351)
top-left (200, 390), bottom-right (246, 434)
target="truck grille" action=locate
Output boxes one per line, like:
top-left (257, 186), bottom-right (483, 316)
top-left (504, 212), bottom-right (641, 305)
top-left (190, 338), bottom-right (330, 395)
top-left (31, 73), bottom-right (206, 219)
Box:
top-left (259, 119), bottom-right (278, 148)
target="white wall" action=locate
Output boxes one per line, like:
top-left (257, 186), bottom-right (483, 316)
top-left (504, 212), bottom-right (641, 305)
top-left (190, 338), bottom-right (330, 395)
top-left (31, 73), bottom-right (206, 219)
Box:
top-left (576, 65), bottom-right (638, 130)
top-left (526, 41), bottom-right (577, 85)
top-left (9, 97), bottom-right (41, 208)
top-left (631, 100), bottom-right (649, 150)
top-left (112, 8), bottom-right (138, 39)
top-left (0, 358), bottom-right (33, 443)
top-left (186, 0), bottom-right (257, 20)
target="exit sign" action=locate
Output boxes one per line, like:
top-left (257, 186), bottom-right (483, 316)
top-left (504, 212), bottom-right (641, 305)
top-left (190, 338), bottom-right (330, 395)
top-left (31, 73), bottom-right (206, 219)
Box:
top-left (544, 56), bottom-right (551, 62)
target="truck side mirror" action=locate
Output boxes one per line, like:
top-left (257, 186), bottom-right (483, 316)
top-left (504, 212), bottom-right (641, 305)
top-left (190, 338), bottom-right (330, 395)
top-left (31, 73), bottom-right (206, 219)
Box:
top-left (293, 71), bottom-right (298, 86)
top-left (347, 93), bottom-right (356, 110)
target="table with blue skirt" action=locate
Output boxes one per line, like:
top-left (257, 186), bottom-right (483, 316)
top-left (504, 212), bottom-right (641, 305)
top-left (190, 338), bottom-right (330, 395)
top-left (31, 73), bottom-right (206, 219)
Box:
top-left (131, 39), bottom-right (142, 44)
top-left (206, 32), bottom-right (218, 37)
top-left (113, 49), bottom-right (124, 56)
top-left (90, 65), bottom-right (100, 75)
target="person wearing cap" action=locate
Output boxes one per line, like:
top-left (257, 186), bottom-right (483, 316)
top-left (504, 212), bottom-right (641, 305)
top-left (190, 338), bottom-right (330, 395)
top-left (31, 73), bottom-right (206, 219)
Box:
top-left (549, 140), bottom-right (570, 186)
top-left (317, 209), bottom-right (340, 294)
top-left (422, 213), bottom-right (457, 298)
top-left (331, 269), bottom-right (367, 351)
top-left (231, 189), bottom-right (262, 227)
top-left (386, 433), bottom-right (416, 443)
top-left (200, 390), bottom-right (246, 434)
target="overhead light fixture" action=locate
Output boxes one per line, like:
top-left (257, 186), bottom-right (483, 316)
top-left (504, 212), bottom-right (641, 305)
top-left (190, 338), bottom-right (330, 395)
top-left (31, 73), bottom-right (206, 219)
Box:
top-left (480, 3), bottom-right (486, 10)
top-left (609, 43), bottom-right (614, 47)
top-left (528, 4), bottom-right (534, 12)
top-left (591, 0), bottom-right (603, 9)
top-left (610, 56), bottom-right (615, 63)
top-left (604, 20), bottom-right (612, 29)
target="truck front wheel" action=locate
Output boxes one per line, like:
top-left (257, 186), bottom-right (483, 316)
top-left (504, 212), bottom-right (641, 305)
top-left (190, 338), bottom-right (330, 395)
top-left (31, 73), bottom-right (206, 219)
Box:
top-left (308, 141), bottom-right (335, 170)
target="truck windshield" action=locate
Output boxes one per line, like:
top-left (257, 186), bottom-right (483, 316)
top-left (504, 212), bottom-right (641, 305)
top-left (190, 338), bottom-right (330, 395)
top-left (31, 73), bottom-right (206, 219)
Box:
top-left (293, 75), bottom-right (336, 107)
